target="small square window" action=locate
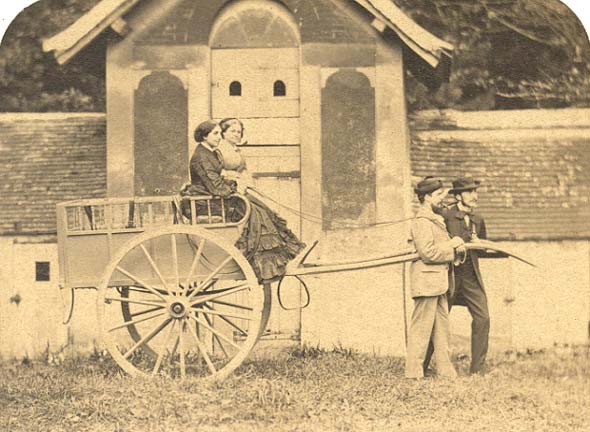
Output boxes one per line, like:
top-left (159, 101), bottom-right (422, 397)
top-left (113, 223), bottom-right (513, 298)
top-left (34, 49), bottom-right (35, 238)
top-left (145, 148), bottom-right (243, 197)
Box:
top-left (36, 262), bottom-right (50, 282)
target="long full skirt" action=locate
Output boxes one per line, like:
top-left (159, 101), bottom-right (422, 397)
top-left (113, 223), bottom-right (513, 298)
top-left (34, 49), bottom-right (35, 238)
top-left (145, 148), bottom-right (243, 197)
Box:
top-left (235, 194), bottom-right (306, 283)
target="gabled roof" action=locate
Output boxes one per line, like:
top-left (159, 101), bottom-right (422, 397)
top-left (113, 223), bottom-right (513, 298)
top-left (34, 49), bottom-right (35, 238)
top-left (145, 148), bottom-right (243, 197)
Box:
top-left (0, 114), bottom-right (106, 235)
top-left (42, 0), bottom-right (453, 68)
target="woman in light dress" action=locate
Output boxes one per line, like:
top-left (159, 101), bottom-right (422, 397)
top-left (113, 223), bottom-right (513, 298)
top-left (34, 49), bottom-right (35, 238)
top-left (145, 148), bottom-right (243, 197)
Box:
top-left (217, 118), bottom-right (254, 193)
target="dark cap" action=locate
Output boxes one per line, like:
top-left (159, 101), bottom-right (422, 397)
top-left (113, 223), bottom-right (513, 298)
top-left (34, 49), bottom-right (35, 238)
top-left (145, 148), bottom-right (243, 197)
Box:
top-left (414, 177), bottom-right (444, 195)
top-left (450, 177), bottom-right (481, 194)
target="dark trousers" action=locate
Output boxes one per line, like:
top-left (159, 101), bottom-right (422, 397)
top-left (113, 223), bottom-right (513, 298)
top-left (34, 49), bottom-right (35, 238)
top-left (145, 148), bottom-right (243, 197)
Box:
top-left (424, 263), bottom-right (490, 374)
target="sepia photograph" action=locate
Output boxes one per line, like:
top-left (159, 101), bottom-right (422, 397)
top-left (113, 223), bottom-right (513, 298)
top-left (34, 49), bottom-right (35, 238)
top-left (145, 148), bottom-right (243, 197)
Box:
top-left (0, 0), bottom-right (589, 431)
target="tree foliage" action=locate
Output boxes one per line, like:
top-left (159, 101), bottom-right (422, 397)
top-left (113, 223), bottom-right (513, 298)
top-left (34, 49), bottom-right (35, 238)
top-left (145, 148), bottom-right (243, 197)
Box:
top-left (0, 0), bottom-right (104, 111)
top-left (0, 0), bottom-right (588, 112)
top-left (396, 0), bottom-right (590, 111)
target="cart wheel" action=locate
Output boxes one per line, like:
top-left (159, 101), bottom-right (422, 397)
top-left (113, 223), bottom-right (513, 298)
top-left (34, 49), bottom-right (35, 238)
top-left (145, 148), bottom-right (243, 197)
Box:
top-left (97, 225), bottom-right (263, 380)
top-left (120, 286), bottom-right (157, 358)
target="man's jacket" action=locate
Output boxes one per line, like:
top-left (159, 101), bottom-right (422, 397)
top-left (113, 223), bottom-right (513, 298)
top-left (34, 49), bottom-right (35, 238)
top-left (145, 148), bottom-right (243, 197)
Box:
top-left (440, 204), bottom-right (487, 289)
top-left (409, 206), bottom-right (463, 298)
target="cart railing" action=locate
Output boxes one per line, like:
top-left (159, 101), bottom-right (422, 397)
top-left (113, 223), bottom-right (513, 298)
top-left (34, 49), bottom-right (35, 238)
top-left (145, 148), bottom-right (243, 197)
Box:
top-left (58, 194), bottom-right (250, 235)
top-left (56, 194), bottom-right (251, 291)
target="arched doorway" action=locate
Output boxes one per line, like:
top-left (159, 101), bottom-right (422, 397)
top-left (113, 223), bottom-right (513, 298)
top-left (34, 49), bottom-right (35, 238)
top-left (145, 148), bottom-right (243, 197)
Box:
top-left (210, 0), bottom-right (301, 339)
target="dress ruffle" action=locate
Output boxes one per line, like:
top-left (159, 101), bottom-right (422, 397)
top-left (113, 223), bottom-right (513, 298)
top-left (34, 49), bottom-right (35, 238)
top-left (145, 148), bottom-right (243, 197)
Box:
top-left (235, 194), bottom-right (306, 282)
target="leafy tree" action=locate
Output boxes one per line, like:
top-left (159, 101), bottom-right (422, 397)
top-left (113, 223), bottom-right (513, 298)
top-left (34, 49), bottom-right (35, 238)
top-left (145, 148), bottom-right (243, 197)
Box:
top-left (396, 0), bottom-right (590, 111)
top-left (0, 0), bottom-right (104, 111)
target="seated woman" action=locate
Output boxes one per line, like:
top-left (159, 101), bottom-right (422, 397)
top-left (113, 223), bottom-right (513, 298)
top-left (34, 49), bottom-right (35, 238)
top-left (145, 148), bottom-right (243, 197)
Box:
top-left (185, 119), bottom-right (305, 283)
top-left (188, 120), bottom-right (235, 196)
top-left (217, 118), bottom-right (254, 192)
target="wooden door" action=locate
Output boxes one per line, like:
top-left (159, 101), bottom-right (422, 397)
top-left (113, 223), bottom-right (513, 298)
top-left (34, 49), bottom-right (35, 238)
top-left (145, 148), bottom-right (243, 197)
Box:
top-left (211, 47), bottom-right (301, 339)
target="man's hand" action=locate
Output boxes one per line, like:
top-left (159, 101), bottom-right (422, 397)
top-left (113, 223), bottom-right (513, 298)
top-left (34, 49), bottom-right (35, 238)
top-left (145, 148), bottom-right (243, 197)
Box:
top-left (454, 244), bottom-right (467, 265)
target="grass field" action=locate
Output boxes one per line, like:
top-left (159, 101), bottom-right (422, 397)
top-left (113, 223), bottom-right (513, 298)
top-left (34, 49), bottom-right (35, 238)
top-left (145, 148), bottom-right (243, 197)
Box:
top-left (0, 344), bottom-right (588, 432)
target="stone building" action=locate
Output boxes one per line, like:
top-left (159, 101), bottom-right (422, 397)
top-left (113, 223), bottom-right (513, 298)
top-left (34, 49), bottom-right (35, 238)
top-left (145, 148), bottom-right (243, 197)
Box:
top-left (39, 0), bottom-right (453, 354)
top-left (0, 0), bottom-right (588, 358)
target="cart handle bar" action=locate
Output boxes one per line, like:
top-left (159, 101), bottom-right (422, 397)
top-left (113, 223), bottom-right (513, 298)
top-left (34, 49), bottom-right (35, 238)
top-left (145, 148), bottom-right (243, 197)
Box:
top-left (284, 240), bottom-right (536, 277)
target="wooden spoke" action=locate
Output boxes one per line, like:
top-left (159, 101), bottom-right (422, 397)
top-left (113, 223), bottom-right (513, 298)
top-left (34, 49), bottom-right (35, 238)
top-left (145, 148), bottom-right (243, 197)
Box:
top-left (123, 286), bottom-right (172, 299)
top-left (109, 310), bottom-right (166, 333)
top-left (208, 298), bottom-right (253, 311)
top-left (199, 279), bottom-right (217, 292)
top-left (170, 234), bottom-right (179, 296)
top-left (184, 279), bottom-right (216, 299)
top-left (105, 296), bottom-right (165, 308)
top-left (115, 265), bottom-right (167, 301)
top-left (123, 318), bottom-right (172, 359)
top-left (152, 320), bottom-right (177, 376)
top-left (129, 305), bottom-right (164, 319)
top-left (203, 305), bottom-right (248, 337)
top-left (186, 318), bottom-right (216, 374)
top-left (184, 238), bottom-right (205, 293)
top-left (124, 286), bottom-right (158, 295)
top-left (187, 256), bottom-right (234, 301)
top-left (139, 244), bottom-right (172, 294)
top-left (189, 314), bottom-right (241, 350)
top-left (193, 306), bottom-right (252, 322)
top-left (178, 319), bottom-right (186, 379)
top-left (169, 333), bottom-right (180, 363)
top-left (202, 313), bottom-right (229, 359)
top-left (189, 283), bottom-right (249, 307)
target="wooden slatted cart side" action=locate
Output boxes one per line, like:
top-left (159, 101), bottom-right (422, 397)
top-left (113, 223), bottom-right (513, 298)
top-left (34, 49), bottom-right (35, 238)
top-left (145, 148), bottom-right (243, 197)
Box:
top-left (56, 194), bottom-right (250, 291)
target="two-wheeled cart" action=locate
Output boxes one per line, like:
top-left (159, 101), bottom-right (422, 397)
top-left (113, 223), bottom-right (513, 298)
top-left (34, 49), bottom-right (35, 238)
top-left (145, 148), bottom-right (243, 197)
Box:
top-left (57, 193), bottom-right (532, 380)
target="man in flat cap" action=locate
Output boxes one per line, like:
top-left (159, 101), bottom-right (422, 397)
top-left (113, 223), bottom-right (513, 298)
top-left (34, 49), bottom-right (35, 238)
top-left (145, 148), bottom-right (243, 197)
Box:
top-left (405, 177), bottom-right (465, 379)
top-left (425, 177), bottom-right (491, 375)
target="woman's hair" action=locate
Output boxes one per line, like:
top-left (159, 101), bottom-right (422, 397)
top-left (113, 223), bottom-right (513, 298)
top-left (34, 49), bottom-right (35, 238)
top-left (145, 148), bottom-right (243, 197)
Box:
top-left (194, 120), bottom-right (218, 143)
top-left (219, 118), bottom-right (244, 139)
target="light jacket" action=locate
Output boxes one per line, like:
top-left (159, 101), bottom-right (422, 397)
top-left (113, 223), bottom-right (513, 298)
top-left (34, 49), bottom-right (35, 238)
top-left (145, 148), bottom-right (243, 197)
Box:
top-left (409, 205), bottom-right (464, 298)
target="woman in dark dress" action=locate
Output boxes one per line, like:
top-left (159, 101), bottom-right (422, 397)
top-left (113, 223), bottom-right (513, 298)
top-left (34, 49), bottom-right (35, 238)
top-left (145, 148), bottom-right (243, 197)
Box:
top-left (185, 120), bottom-right (305, 283)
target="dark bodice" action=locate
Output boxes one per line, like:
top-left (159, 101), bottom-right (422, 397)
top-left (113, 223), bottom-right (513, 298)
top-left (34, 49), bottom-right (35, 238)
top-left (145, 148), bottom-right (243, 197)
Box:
top-left (189, 144), bottom-right (236, 197)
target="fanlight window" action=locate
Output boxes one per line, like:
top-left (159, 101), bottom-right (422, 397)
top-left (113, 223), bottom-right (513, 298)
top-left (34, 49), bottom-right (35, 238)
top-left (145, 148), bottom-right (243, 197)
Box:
top-left (210, 1), bottom-right (299, 49)
top-left (229, 81), bottom-right (242, 96)
top-left (273, 80), bottom-right (286, 96)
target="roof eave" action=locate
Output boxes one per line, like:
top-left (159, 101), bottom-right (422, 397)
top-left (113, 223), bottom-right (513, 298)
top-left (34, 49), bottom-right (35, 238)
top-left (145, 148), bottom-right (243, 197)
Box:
top-left (43, 0), bottom-right (454, 71)
top-left (356, 0), bottom-right (454, 68)
top-left (42, 0), bottom-right (140, 64)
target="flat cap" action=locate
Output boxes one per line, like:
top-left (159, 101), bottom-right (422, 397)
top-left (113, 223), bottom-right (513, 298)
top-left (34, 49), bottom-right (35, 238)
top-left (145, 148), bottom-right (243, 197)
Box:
top-left (414, 177), bottom-right (444, 195)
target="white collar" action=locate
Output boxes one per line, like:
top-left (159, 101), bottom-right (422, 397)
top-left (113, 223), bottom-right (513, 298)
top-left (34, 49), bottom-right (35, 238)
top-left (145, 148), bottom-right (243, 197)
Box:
top-left (199, 142), bottom-right (215, 152)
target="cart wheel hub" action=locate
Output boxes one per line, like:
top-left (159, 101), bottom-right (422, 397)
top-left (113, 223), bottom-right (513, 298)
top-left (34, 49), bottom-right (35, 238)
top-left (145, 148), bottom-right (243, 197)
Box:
top-left (170, 302), bottom-right (187, 318)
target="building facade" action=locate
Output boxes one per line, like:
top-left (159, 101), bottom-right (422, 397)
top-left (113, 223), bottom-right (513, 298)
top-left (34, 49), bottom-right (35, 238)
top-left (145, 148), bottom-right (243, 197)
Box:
top-left (1, 0), bottom-right (588, 358)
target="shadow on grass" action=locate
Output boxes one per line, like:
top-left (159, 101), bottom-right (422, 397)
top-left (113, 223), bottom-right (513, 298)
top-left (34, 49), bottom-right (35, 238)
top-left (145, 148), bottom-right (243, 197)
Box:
top-left (232, 344), bottom-right (406, 384)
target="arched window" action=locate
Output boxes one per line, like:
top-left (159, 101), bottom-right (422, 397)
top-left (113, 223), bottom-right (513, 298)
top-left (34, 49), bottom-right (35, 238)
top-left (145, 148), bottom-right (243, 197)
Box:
top-left (210, 1), bottom-right (299, 49)
top-left (273, 80), bottom-right (286, 96)
top-left (229, 81), bottom-right (242, 96)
